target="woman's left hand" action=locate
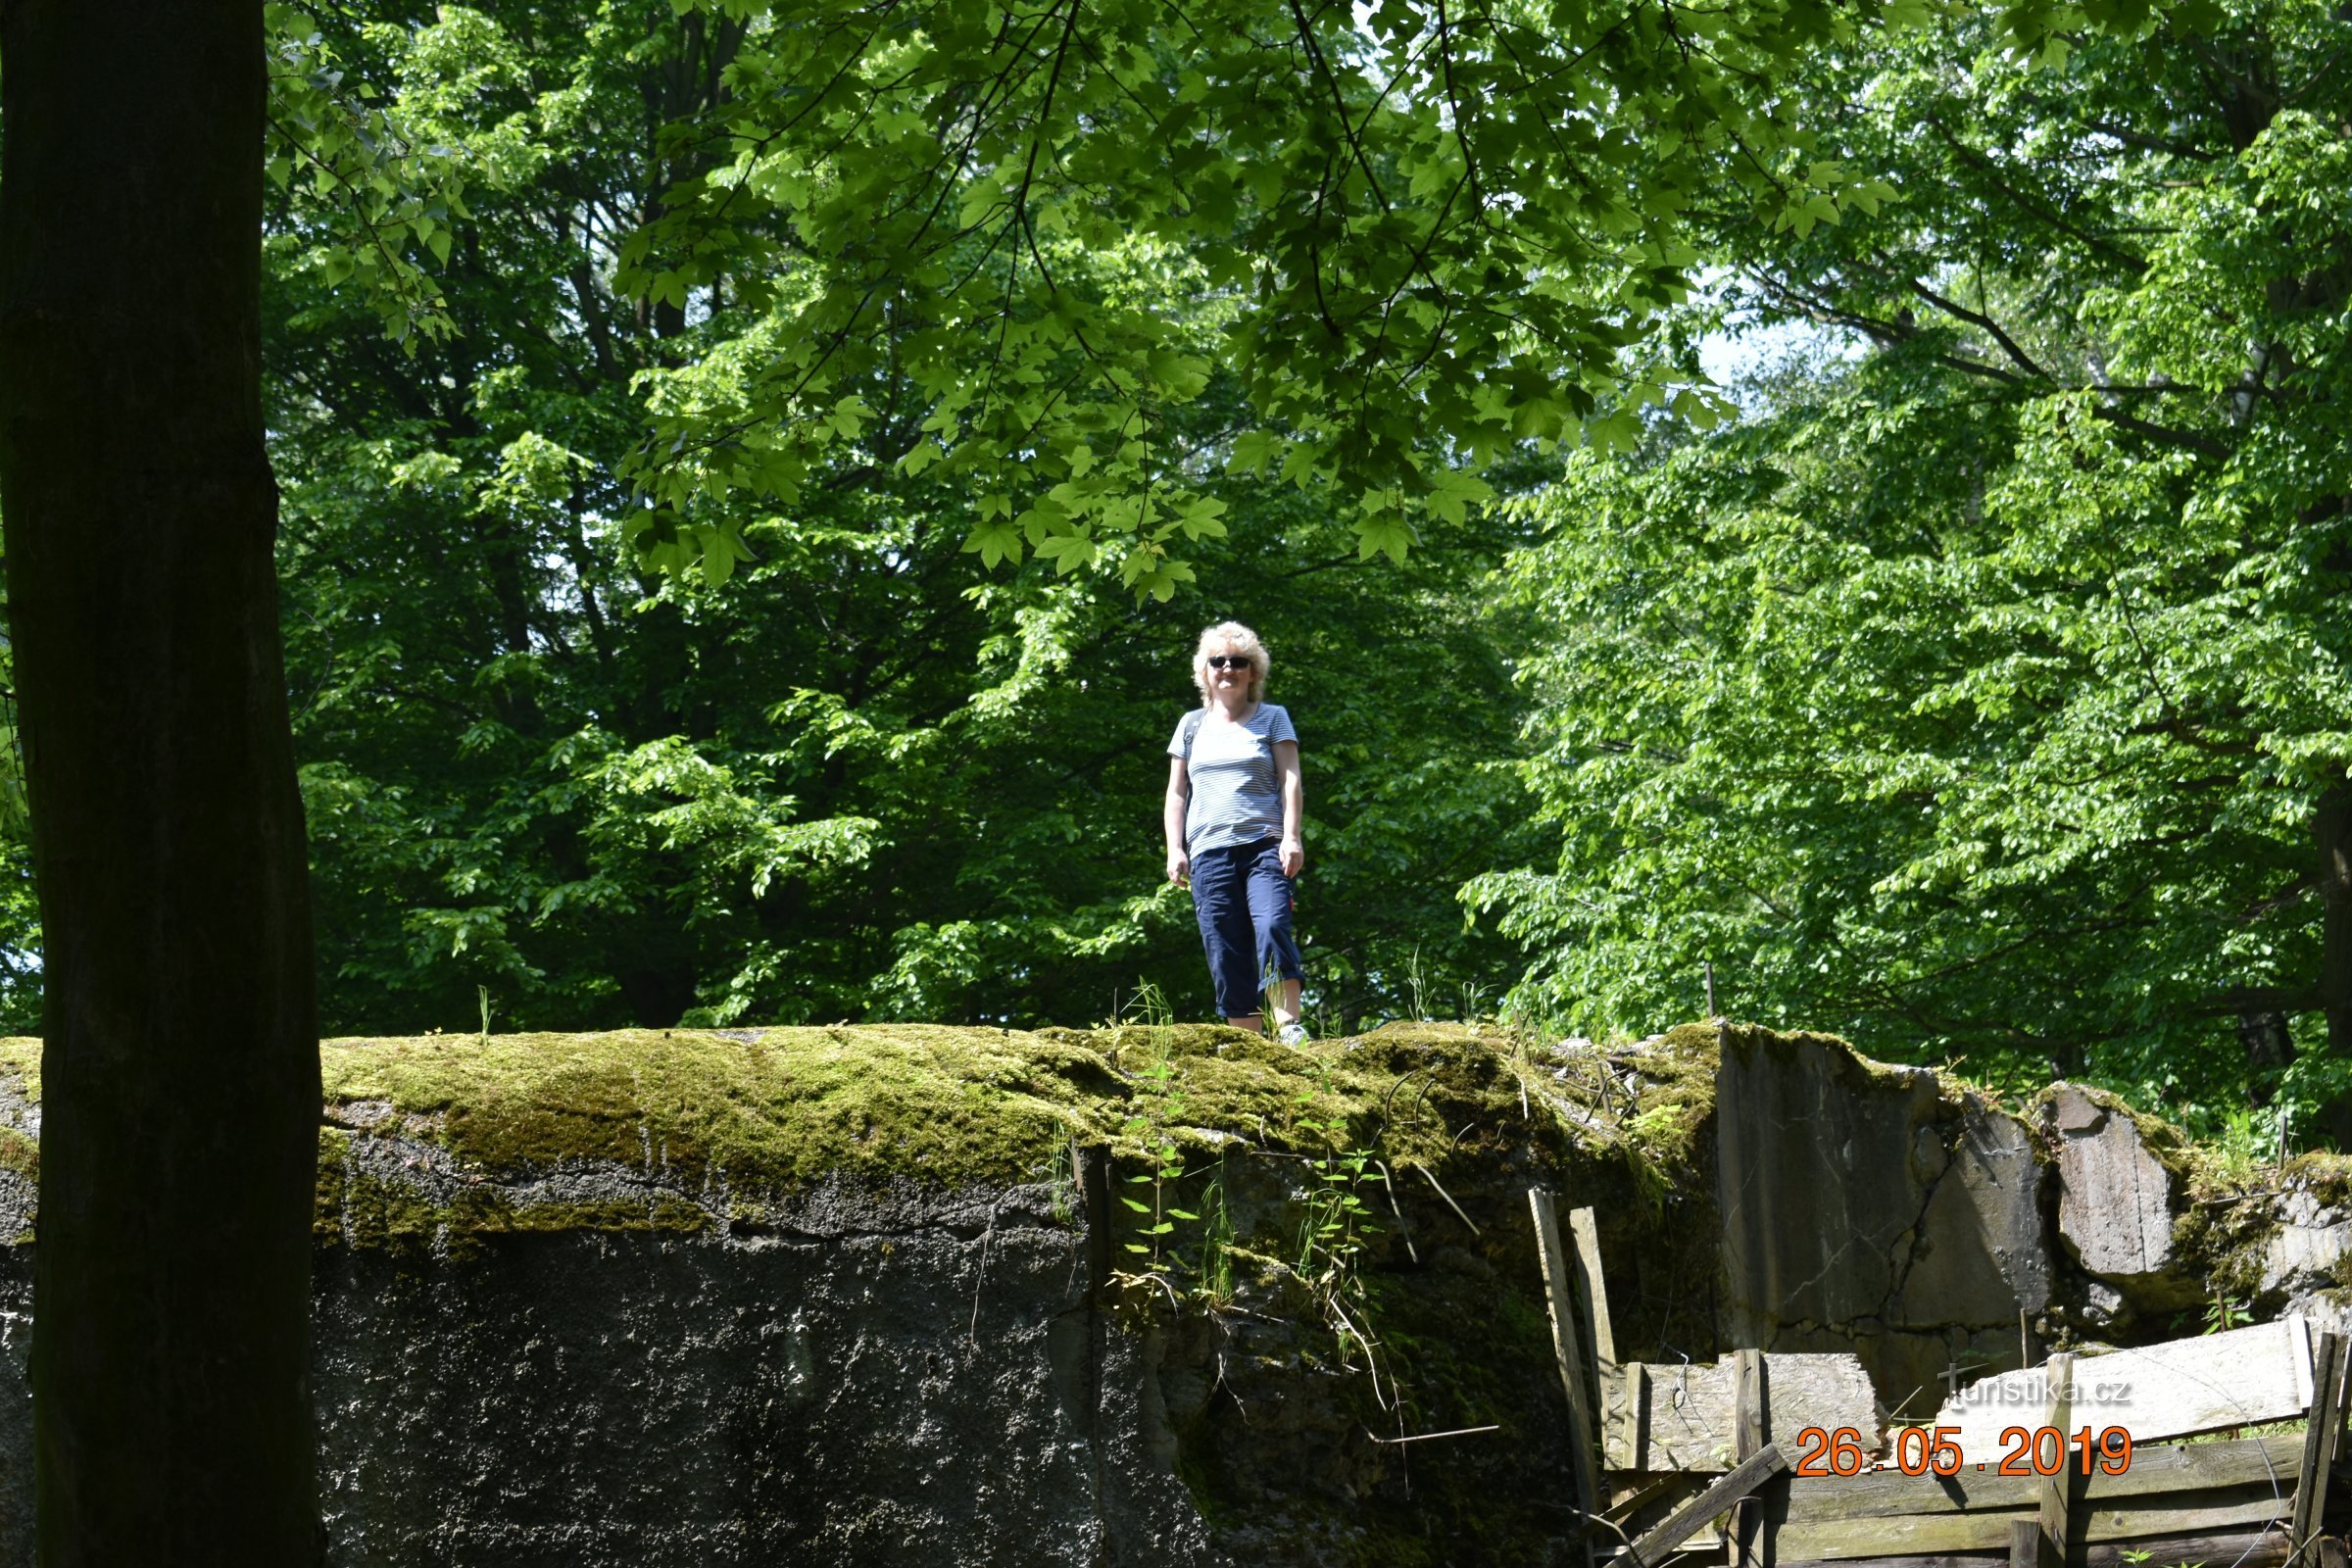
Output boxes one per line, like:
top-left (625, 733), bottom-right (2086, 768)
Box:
top-left (1280, 837), bottom-right (1304, 878)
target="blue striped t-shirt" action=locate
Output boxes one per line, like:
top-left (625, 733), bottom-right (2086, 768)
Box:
top-left (1169, 704), bottom-right (1298, 854)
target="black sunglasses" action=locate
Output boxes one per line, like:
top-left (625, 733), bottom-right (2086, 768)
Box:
top-left (1206, 655), bottom-right (1252, 670)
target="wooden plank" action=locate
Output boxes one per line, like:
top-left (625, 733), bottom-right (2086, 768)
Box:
top-left (2037, 1351), bottom-right (2074, 1568)
top-left (1775, 1533), bottom-right (2294, 1568)
top-left (1772, 1538), bottom-right (2296, 1568)
top-left (1735, 1348), bottom-right (1764, 1458)
top-left (2295, 1330), bottom-right (2346, 1545)
top-left (1568, 1204), bottom-right (1616, 1367)
top-left (2007, 1518), bottom-right (2035, 1568)
top-left (1617, 1362), bottom-right (1647, 1479)
top-left (2082, 1538), bottom-right (2291, 1568)
top-left (2080, 1489), bottom-right (2291, 1540)
top-left (1776, 1491), bottom-right (2295, 1562)
top-left (1776, 1508), bottom-right (2019, 1557)
top-left (1783, 1433), bottom-right (2304, 1524)
top-left (2083, 1432), bottom-right (2304, 1501)
top-left (1933, 1317), bottom-right (2315, 1462)
top-left (1627, 1442), bottom-right (1787, 1565)
top-left (1785, 1463), bottom-right (2034, 1522)
top-left (1733, 1348), bottom-right (1764, 1567)
top-left (1529, 1189), bottom-right (1601, 1540)
top-left (1602, 1353), bottom-right (1879, 1472)
top-left (2295, 1335), bottom-right (2332, 1542)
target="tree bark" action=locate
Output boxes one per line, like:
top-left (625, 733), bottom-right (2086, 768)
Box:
top-left (2238, 1009), bottom-right (2294, 1106)
top-left (2322, 785), bottom-right (2352, 1057)
top-left (0, 2), bottom-right (324, 1561)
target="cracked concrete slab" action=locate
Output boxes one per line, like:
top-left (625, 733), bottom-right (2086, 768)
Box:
top-left (1716, 1026), bottom-right (2054, 1416)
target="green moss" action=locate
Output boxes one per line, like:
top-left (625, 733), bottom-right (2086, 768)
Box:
top-left (0, 1126), bottom-right (35, 1185)
top-left (320, 1025), bottom-right (1128, 1193)
top-left (0, 1038), bottom-right (39, 1104)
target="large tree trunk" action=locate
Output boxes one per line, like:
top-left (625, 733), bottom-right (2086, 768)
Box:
top-left (0, 3), bottom-right (324, 1561)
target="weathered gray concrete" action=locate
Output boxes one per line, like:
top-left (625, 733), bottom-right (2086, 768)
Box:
top-left (2047, 1086), bottom-right (2180, 1288)
top-left (315, 1192), bottom-right (1214, 1565)
top-left (1716, 1026), bottom-right (2054, 1414)
top-left (0, 1172), bottom-right (1222, 1568)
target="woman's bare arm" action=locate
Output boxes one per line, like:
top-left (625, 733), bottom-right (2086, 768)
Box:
top-left (1275, 739), bottom-right (1303, 877)
top-left (1164, 756), bottom-right (1193, 884)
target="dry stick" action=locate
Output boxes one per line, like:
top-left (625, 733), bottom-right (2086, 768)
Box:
top-left (1417, 1163), bottom-right (1481, 1235)
top-left (966, 1195), bottom-right (1001, 1349)
top-left (1374, 1158), bottom-right (1419, 1264)
top-left (1364, 1423), bottom-right (1501, 1446)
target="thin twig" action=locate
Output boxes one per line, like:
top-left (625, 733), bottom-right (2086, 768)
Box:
top-left (1365, 1423), bottom-right (1500, 1445)
top-left (1413, 1163), bottom-right (1480, 1236)
top-left (1375, 1158), bottom-right (1419, 1264)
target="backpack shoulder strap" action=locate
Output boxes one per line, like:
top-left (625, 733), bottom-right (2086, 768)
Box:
top-left (1180, 709), bottom-right (1204, 756)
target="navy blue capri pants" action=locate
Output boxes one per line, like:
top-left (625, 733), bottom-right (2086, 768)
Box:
top-left (1190, 837), bottom-right (1302, 1019)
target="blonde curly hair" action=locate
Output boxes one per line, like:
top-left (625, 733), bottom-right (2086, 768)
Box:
top-left (1192, 621), bottom-right (1269, 706)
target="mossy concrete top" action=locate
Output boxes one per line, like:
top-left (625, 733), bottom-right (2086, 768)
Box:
top-left (0, 1022), bottom-right (1686, 1250)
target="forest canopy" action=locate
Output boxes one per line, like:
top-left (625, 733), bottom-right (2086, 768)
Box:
top-left (0, 0), bottom-right (2346, 1135)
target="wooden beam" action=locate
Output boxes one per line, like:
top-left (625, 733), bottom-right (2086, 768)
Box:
top-left (1735, 1348), bottom-right (1765, 1459)
top-left (1568, 1204), bottom-right (1617, 1367)
top-left (1627, 1442), bottom-right (1788, 1566)
top-left (2007, 1517), bottom-right (2036, 1568)
top-left (1733, 1347), bottom-right (1767, 1567)
top-left (1617, 1362), bottom-right (1648, 1476)
top-left (2037, 1351), bottom-right (2075, 1568)
top-left (2295, 1330), bottom-right (2346, 1547)
top-left (1529, 1189), bottom-right (1600, 1550)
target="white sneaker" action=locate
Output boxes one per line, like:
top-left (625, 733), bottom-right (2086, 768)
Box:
top-left (1277, 1022), bottom-right (1308, 1046)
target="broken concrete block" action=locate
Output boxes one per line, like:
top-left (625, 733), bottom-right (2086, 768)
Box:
top-left (1716, 1026), bottom-right (2055, 1416)
top-left (2044, 1084), bottom-right (2191, 1307)
top-left (2261, 1188), bottom-right (2352, 1297)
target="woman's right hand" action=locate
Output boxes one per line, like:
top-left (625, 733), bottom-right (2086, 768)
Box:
top-left (1166, 850), bottom-right (1190, 886)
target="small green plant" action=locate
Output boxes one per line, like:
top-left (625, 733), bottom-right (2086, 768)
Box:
top-left (1103, 977), bottom-right (1176, 1030)
top-left (1403, 946), bottom-right (1436, 1022)
top-left (1042, 1139), bottom-right (1078, 1228)
top-left (2202, 1287), bottom-right (2250, 1336)
top-left (1192, 1168), bottom-right (1235, 1306)
top-left (1117, 1039), bottom-right (1199, 1284)
top-left (477, 984), bottom-right (492, 1045)
top-left (1307, 988), bottom-right (1343, 1041)
top-left (1130, 978), bottom-right (1174, 1027)
top-left (1282, 1058), bottom-right (1390, 1396)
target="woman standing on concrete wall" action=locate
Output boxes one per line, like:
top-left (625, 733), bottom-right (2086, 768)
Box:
top-left (1163, 621), bottom-right (1307, 1041)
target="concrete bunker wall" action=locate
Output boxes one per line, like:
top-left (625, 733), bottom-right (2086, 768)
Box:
top-left (0, 1021), bottom-right (2344, 1564)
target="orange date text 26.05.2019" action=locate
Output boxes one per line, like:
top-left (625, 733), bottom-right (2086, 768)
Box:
top-left (1791, 1425), bottom-right (2135, 1478)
